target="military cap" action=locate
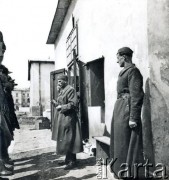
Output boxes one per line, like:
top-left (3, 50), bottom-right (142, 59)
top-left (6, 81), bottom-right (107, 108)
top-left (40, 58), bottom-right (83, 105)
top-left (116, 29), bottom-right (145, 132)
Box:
top-left (117, 47), bottom-right (133, 57)
top-left (58, 75), bottom-right (68, 81)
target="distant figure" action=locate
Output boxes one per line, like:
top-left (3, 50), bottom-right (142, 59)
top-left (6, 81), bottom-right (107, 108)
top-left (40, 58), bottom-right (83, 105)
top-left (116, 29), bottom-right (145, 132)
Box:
top-left (52, 75), bottom-right (83, 170)
top-left (110, 47), bottom-right (144, 179)
top-left (15, 105), bottom-right (19, 111)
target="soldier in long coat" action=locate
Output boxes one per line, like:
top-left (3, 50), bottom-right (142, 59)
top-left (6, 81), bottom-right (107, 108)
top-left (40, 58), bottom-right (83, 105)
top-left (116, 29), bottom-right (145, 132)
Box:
top-left (52, 75), bottom-right (83, 170)
top-left (0, 75), bottom-right (14, 175)
top-left (0, 32), bottom-right (14, 176)
top-left (110, 47), bottom-right (144, 179)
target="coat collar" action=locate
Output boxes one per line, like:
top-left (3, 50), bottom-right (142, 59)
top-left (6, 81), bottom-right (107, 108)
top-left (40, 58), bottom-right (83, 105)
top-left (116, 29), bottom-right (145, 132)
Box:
top-left (59, 85), bottom-right (72, 96)
top-left (119, 64), bottom-right (135, 76)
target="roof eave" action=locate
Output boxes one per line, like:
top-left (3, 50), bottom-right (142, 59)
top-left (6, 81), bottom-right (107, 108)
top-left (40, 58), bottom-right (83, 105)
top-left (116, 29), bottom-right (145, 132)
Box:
top-left (28, 60), bottom-right (55, 81)
top-left (46, 0), bottom-right (72, 44)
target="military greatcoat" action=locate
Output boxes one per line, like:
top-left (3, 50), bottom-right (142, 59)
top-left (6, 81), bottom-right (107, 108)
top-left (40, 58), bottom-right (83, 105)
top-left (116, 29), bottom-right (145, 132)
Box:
top-left (110, 64), bottom-right (144, 179)
top-left (53, 85), bottom-right (83, 155)
top-left (0, 76), bottom-right (13, 159)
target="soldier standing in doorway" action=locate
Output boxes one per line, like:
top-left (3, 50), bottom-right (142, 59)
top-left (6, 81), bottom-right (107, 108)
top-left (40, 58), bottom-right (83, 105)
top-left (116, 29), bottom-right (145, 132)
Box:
top-left (52, 75), bottom-right (83, 170)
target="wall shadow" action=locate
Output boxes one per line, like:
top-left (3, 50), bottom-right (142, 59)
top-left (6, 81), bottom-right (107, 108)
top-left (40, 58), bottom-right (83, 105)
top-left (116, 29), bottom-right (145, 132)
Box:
top-left (142, 78), bottom-right (155, 169)
top-left (10, 152), bottom-right (96, 179)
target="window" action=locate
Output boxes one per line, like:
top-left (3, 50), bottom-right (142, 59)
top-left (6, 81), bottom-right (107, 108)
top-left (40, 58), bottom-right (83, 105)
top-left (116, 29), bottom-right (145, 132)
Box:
top-left (16, 93), bottom-right (18, 97)
top-left (23, 93), bottom-right (25, 96)
top-left (27, 93), bottom-right (29, 97)
top-left (16, 99), bottom-right (18, 103)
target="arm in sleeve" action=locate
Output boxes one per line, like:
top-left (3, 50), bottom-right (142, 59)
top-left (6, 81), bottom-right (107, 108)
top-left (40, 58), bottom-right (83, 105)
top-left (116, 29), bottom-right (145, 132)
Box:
top-left (60, 88), bottom-right (77, 114)
top-left (128, 68), bottom-right (144, 123)
top-left (51, 99), bottom-right (58, 107)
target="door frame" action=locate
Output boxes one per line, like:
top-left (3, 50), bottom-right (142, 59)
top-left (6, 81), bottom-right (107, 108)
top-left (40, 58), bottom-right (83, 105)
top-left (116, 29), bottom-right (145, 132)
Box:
top-left (50, 68), bottom-right (66, 129)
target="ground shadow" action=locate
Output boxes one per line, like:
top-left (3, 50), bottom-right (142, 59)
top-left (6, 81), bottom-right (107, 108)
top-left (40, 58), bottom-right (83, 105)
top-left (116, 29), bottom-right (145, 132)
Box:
top-left (73, 157), bottom-right (96, 170)
top-left (8, 152), bottom-right (96, 179)
top-left (10, 152), bottom-right (66, 179)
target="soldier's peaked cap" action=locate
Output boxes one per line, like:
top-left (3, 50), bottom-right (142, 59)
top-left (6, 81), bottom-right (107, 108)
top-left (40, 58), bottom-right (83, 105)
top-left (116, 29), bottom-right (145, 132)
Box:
top-left (58, 75), bottom-right (68, 81)
top-left (117, 47), bottom-right (133, 56)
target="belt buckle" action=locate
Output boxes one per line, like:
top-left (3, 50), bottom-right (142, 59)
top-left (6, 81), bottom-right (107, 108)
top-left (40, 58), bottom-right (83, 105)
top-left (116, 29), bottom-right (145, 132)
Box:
top-left (122, 94), bottom-right (129, 99)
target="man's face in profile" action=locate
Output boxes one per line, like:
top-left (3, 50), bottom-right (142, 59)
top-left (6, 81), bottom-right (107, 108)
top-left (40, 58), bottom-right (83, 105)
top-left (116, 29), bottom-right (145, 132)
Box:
top-left (57, 79), bottom-right (67, 89)
top-left (117, 54), bottom-right (125, 67)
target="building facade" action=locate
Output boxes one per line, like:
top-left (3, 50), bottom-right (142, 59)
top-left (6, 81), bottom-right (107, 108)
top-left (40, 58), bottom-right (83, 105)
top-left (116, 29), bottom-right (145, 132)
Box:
top-left (12, 88), bottom-right (30, 110)
top-left (28, 60), bottom-right (55, 116)
top-left (47, 0), bottom-right (169, 175)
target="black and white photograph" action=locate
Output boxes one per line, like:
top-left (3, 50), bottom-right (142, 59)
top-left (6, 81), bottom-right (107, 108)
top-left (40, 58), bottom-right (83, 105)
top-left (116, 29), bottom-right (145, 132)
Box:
top-left (0, 0), bottom-right (169, 179)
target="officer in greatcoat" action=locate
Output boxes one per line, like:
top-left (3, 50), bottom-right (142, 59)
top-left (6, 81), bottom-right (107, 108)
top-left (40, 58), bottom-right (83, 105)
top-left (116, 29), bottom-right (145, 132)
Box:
top-left (110, 47), bottom-right (144, 179)
top-left (52, 75), bottom-right (83, 170)
top-left (0, 31), bottom-right (14, 176)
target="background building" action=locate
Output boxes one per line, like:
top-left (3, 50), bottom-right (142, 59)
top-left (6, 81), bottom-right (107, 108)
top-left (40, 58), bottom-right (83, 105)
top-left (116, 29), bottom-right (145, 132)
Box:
top-left (12, 88), bottom-right (30, 110)
top-left (28, 60), bottom-right (55, 116)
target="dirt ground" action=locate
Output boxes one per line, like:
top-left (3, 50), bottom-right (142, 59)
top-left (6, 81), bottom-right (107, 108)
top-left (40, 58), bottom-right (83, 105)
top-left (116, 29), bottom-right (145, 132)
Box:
top-left (0, 122), bottom-right (114, 180)
top-left (8, 151), bottom-right (96, 180)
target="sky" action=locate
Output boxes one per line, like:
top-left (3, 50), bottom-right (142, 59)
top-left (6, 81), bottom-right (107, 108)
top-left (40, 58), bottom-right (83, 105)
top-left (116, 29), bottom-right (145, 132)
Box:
top-left (0, 0), bottom-right (58, 88)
